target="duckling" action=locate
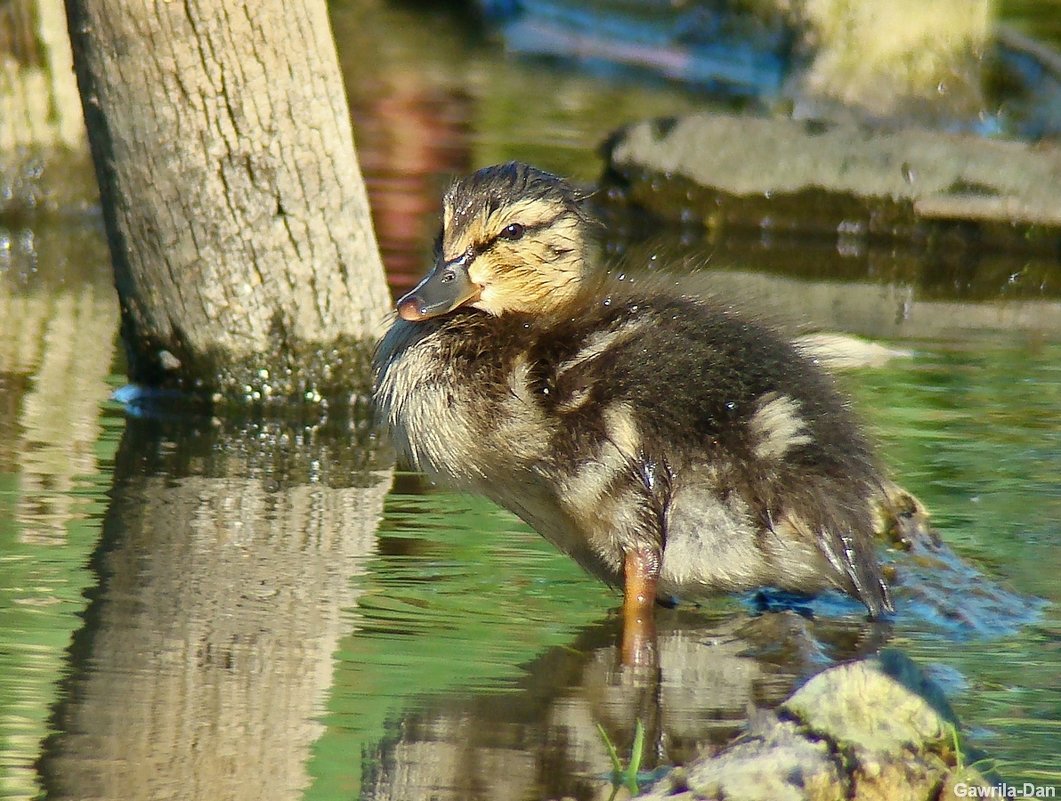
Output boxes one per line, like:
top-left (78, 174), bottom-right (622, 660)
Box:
top-left (374, 162), bottom-right (893, 663)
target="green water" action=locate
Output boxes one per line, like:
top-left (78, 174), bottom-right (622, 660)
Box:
top-left (1, 338), bottom-right (1058, 799)
top-left (3, 2), bottom-right (1061, 800)
top-left (858, 345), bottom-right (1060, 782)
top-left (304, 341), bottom-right (1061, 800)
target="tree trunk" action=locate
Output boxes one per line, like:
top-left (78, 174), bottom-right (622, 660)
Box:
top-left (63, 0), bottom-right (391, 401)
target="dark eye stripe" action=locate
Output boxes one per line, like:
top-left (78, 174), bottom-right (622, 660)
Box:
top-left (481, 215), bottom-right (560, 252)
top-left (441, 213), bottom-right (566, 262)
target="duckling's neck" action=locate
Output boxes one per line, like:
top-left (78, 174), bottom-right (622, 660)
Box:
top-left (540, 265), bottom-right (624, 323)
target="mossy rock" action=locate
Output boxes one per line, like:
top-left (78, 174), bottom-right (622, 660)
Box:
top-left (781, 650), bottom-right (955, 753)
top-left (636, 651), bottom-right (992, 801)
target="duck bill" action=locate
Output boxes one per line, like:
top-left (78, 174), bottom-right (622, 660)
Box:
top-left (397, 259), bottom-right (481, 321)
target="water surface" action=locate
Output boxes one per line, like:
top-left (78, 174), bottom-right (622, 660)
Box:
top-left (1, 2), bottom-right (1059, 800)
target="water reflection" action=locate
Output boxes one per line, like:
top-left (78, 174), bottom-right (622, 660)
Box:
top-left (333, 477), bottom-right (1045, 800)
top-left (3, 3), bottom-right (1059, 798)
top-left (37, 414), bottom-right (393, 801)
top-left (360, 610), bottom-right (888, 801)
top-left (596, 236), bottom-right (1061, 344)
top-left (0, 225), bottom-right (117, 800)
top-left (0, 225), bottom-right (118, 541)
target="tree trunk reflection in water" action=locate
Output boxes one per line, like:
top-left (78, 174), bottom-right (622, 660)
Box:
top-left (38, 412), bottom-right (392, 801)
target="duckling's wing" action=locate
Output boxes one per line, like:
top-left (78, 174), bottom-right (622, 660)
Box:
top-left (543, 297), bottom-right (893, 617)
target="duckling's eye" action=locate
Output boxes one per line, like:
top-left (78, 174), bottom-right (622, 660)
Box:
top-left (500, 223), bottom-right (525, 241)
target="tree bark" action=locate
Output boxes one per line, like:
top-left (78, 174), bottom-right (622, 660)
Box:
top-left (63, 0), bottom-right (391, 400)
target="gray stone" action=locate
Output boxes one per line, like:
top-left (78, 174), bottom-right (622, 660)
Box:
top-left (606, 112), bottom-right (1061, 227)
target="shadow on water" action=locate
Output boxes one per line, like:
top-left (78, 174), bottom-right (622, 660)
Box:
top-left (35, 411), bottom-right (393, 801)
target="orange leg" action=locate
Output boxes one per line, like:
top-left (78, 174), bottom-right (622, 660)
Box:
top-left (620, 548), bottom-right (660, 667)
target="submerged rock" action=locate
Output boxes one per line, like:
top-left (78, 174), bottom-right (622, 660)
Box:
top-left (636, 651), bottom-right (991, 801)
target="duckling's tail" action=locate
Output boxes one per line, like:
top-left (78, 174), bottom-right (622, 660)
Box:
top-left (819, 524), bottom-right (894, 619)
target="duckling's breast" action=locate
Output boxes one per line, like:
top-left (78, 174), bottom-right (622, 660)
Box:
top-left (374, 311), bottom-right (630, 579)
top-left (373, 313), bottom-right (554, 488)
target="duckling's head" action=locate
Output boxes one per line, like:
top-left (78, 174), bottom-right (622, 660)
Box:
top-left (397, 162), bottom-right (593, 321)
